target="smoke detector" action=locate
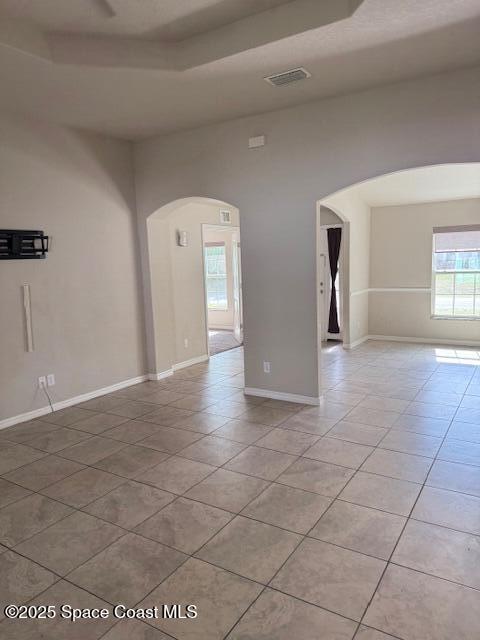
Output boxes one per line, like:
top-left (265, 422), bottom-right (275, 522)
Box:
top-left (264, 67), bottom-right (311, 87)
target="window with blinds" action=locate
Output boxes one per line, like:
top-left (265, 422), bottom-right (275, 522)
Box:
top-left (432, 226), bottom-right (480, 318)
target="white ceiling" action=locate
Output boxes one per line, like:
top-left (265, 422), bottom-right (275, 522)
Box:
top-left (331, 164), bottom-right (480, 208)
top-left (0, 0), bottom-right (294, 41)
top-left (0, 0), bottom-right (363, 70)
top-left (0, 0), bottom-right (479, 139)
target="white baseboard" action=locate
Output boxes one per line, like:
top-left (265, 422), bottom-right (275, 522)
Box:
top-left (326, 333), bottom-right (343, 341)
top-left (148, 369), bottom-right (174, 381)
top-left (244, 387), bottom-right (320, 406)
top-left (0, 406), bottom-right (56, 431)
top-left (0, 374), bottom-right (148, 431)
top-left (148, 354), bottom-right (209, 380)
top-left (343, 334), bottom-right (480, 349)
top-left (368, 334), bottom-right (480, 348)
top-left (173, 354), bottom-right (209, 371)
top-left (343, 335), bottom-right (369, 350)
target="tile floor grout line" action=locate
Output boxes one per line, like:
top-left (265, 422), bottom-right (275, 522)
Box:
top-left (355, 355), bottom-right (475, 632)
top-left (1, 459), bottom-right (91, 497)
top-left (298, 433), bottom-right (394, 542)
top-left (1, 412), bottom-right (478, 550)
top-left (0, 449), bottom-right (175, 510)
top-left (2, 343), bottom-right (479, 639)
top-left (322, 357), bottom-right (451, 635)
top-left (219, 429), bottom-right (388, 639)
top-left (60, 536), bottom-right (190, 609)
top-left (109, 417), bottom-right (334, 636)
top-left (143, 435), bottom-right (341, 637)
top-left (352, 363), bottom-right (446, 630)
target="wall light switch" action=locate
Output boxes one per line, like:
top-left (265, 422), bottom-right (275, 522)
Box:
top-left (263, 361), bottom-right (271, 373)
top-left (177, 230), bottom-right (189, 247)
top-left (47, 374), bottom-right (55, 387)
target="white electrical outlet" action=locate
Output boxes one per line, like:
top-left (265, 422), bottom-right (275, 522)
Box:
top-left (47, 374), bottom-right (55, 387)
top-left (184, 338), bottom-right (189, 348)
top-left (263, 361), bottom-right (271, 373)
top-left (38, 376), bottom-right (46, 388)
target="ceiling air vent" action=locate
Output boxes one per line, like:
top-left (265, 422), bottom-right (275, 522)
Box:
top-left (264, 67), bottom-right (311, 87)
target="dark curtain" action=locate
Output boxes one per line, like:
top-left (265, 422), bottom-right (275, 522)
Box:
top-left (327, 227), bottom-right (342, 334)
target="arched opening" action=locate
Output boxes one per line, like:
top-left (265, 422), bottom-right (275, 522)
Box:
top-left (317, 163), bottom-right (480, 389)
top-left (139, 165), bottom-right (479, 405)
top-left (143, 196), bottom-right (243, 379)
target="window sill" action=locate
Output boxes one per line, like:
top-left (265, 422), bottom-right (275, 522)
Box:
top-left (208, 308), bottom-right (229, 312)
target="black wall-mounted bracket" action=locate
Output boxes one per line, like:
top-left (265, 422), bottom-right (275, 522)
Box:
top-left (0, 230), bottom-right (50, 260)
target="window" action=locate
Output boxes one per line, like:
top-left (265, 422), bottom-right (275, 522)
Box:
top-left (205, 243), bottom-right (228, 310)
top-left (432, 226), bottom-right (480, 318)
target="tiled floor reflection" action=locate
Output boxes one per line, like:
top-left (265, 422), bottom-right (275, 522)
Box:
top-left (1, 341), bottom-right (479, 639)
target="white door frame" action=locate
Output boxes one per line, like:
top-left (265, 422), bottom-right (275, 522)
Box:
top-left (200, 224), bottom-right (211, 357)
top-left (232, 238), bottom-right (243, 343)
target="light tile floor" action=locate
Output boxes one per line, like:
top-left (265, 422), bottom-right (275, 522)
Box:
top-left (0, 340), bottom-right (479, 639)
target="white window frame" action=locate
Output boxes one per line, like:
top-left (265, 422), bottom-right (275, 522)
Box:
top-left (204, 242), bottom-right (228, 311)
top-left (431, 225), bottom-right (480, 321)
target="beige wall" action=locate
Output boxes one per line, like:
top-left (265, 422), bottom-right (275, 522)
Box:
top-left (145, 216), bottom-right (176, 374)
top-left (4, 71), bottom-right (479, 424)
top-left (369, 198), bottom-right (480, 342)
top-left (204, 227), bottom-right (240, 331)
top-left (147, 201), bottom-right (239, 372)
top-left (0, 113), bottom-right (146, 422)
top-left (135, 66), bottom-right (480, 400)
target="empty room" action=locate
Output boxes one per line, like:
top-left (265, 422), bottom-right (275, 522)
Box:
top-left (0, 1), bottom-right (479, 639)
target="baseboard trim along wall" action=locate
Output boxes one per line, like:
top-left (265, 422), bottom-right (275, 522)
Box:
top-left (148, 369), bottom-right (174, 381)
top-left (343, 335), bottom-right (480, 350)
top-left (173, 354), bottom-right (209, 371)
top-left (0, 374), bottom-right (148, 431)
top-left (148, 354), bottom-right (209, 380)
top-left (343, 336), bottom-right (369, 350)
top-left (344, 334), bottom-right (480, 349)
top-left (244, 387), bottom-right (320, 406)
top-left (5, 331), bottom-right (477, 430)
top-left (209, 325), bottom-right (235, 331)
top-left (367, 334), bottom-right (480, 348)
top-left (3, 357), bottom-right (206, 428)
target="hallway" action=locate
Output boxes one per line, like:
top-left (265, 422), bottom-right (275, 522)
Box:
top-left (208, 329), bottom-right (242, 356)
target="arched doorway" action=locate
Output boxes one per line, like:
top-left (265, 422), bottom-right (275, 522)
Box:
top-left (142, 196), bottom-right (242, 380)
top-left (317, 163), bottom-right (480, 365)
